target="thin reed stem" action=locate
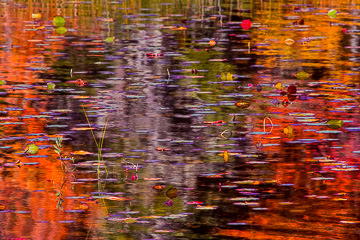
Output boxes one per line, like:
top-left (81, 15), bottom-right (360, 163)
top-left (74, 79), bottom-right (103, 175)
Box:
top-left (82, 105), bottom-right (99, 148)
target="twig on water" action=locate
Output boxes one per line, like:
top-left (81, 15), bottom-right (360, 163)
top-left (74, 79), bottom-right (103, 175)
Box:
top-left (263, 116), bottom-right (273, 133)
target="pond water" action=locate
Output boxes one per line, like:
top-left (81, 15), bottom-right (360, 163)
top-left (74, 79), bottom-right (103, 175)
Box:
top-left (1, 0), bottom-right (360, 239)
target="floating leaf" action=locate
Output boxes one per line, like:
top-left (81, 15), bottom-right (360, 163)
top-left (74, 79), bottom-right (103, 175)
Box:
top-left (153, 185), bottom-right (165, 190)
top-left (285, 38), bottom-right (295, 46)
top-left (105, 37), bottom-right (115, 43)
top-left (56, 27), bottom-right (67, 35)
top-left (283, 125), bottom-right (293, 138)
top-left (163, 199), bottom-right (173, 206)
top-left (296, 71), bottom-right (310, 80)
top-left (123, 218), bottom-right (137, 223)
top-left (221, 72), bottom-right (233, 81)
top-left (47, 82), bottom-right (56, 90)
top-left (235, 101), bottom-right (250, 109)
top-left (275, 82), bottom-right (283, 90)
top-left (224, 150), bottom-right (229, 163)
top-left (221, 72), bottom-right (226, 80)
top-left (53, 16), bottom-right (65, 27)
top-left (25, 143), bottom-right (39, 155)
top-left (326, 119), bottom-right (343, 129)
top-left (32, 13), bottom-right (42, 19)
top-left (195, 205), bottom-right (218, 210)
top-left (209, 40), bottom-right (216, 46)
top-left (71, 150), bottom-right (92, 155)
top-left (328, 9), bottom-right (337, 18)
top-left (170, 26), bottom-right (187, 30)
top-left (105, 196), bottom-right (131, 201)
top-left (241, 19), bottom-right (252, 30)
top-left (166, 187), bottom-right (178, 199)
top-left (287, 85), bottom-right (297, 94)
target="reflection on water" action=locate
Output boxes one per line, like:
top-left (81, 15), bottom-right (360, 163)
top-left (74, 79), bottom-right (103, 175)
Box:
top-left (1, 0), bottom-right (360, 239)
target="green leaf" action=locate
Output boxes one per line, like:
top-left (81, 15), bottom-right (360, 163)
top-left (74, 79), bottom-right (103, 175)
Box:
top-left (105, 37), bottom-right (115, 43)
top-left (220, 72), bottom-right (226, 81)
top-left (53, 16), bottom-right (65, 27)
top-left (26, 143), bottom-right (39, 155)
top-left (56, 27), bottom-right (67, 35)
top-left (326, 119), bottom-right (343, 129)
top-left (47, 82), bottom-right (56, 90)
top-left (328, 9), bottom-right (337, 18)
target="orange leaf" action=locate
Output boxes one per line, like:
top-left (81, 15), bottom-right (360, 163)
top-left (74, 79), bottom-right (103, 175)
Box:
top-left (71, 150), bottom-right (92, 155)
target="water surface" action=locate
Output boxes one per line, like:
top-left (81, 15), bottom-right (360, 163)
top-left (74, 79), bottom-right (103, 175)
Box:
top-left (0, 0), bottom-right (360, 239)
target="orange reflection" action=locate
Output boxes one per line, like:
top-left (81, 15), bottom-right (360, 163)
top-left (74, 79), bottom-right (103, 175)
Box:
top-left (0, 2), bottom-right (105, 239)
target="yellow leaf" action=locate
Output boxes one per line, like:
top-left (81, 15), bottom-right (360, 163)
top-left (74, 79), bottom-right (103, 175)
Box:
top-left (288, 125), bottom-right (293, 138)
top-left (283, 127), bottom-right (289, 135)
top-left (32, 13), bottom-right (42, 19)
top-left (275, 82), bottom-right (283, 90)
top-left (226, 73), bottom-right (233, 81)
top-left (224, 150), bottom-right (229, 163)
top-left (221, 72), bottom-right (226, 81)
top-left (284, 125), bottom-right (293, 138)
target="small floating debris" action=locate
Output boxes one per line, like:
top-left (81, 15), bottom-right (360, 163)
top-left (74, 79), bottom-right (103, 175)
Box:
top-left (104, 196), bottom-right (131, 201)
top-left (186, 201), bottom-right (203, 205)
top-left (107, 217), bottom-right (138, 223)
top-left (233, 202), bottom-right (259, 206)
top-left (235, 101), bottom-right (250, 109)
top-left (57, 220), bottom-right (75, 223)
top-left (279, 202), bottom-right (295, 205)
top-left (330, 167), bottom-right (358, 171)
top-left (195, 205), bottom-right (218, 210)
top-left (154, 229), bottom-right (175, 233)
top-left (227, 222), bottom-right (248, 226)
top-left (144, 178), bottom-right (163, 181)
top-left (71, 150), bottom-right (93, 155)
top-left (339, 221), bottom-right (360, 224)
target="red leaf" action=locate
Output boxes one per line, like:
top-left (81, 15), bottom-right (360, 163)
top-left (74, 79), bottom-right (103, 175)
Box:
top-left (241, 19), bottom-right (252, 30)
